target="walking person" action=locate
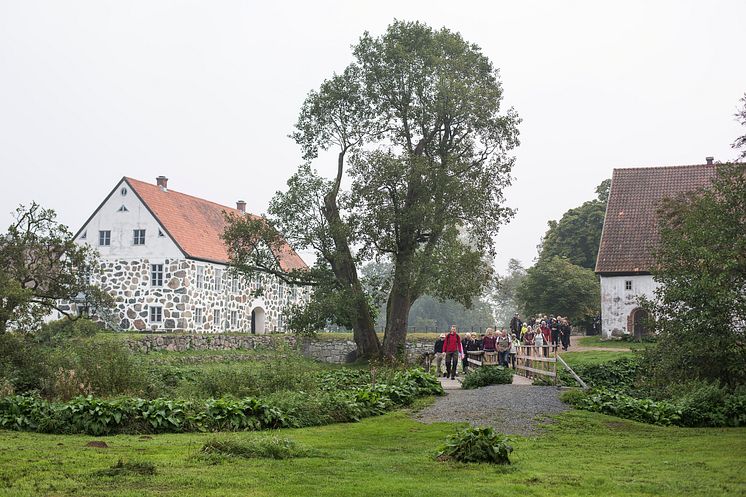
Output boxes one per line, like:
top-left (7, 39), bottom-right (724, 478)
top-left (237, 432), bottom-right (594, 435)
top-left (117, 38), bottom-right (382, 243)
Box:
top-left (481, 327), bottom-right (497, 365)
top-left (509, 334), bottom-right (518, 369)
top-left (540, 320), bottom-right (551, 358)
top-left (560, 317), bottom-right (571, 351)
top-left (497, 329), bottom-right (511, 367)
top-left (510, 314), bottom-right (522, 338)
top-left (550, 318), bottom-right (560, 353)
top-left (443, 325), bottom-right (463, 380)
top-left (433, 334), bottom-right (446, 377)
top-left (461, 333), bottom-right (477, 373)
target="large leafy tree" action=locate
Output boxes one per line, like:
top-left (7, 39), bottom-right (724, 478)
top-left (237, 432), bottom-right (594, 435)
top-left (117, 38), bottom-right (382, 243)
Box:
top-left (642, 163), bottom-right (746, 390)
top-left (515, 255), bottom-right (600, 326)
top-left (225, 21), bottom-right (519, 359)
top-left (732, 93), bottom-right (746, 160)
top-left (537, 179), bottom-right (609, 270)
top-left (0, 203), bottom-right (111, 333)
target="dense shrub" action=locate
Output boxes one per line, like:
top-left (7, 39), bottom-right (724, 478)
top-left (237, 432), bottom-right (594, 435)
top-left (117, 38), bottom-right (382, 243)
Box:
top-left (437, 427), bottom-right (513, 464)
top-left (0, 367), bottom-right (443, 435)
top-left (461, 366), bottom-right (513, 390)
top-left (567, 388), bottom-right (682, 426)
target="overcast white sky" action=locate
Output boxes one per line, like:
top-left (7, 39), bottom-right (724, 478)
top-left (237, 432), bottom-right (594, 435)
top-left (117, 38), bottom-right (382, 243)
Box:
top-left (1, 0), bottom-right (744, 274)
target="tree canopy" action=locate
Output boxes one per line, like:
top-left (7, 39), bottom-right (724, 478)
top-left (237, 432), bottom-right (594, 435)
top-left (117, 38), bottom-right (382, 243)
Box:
top-left (515, 255), bottom-right (600, 325)
top-left (0, 203), bottom-right (110, 333)
top-left (537, 179), bottom-right (609, 270)
top-left (224, 21), bottom-right (519, 358)
top-left (642, 163), bottom-right (746, 390)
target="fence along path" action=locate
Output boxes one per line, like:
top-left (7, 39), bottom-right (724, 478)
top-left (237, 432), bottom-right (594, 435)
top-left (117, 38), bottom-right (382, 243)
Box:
top-left (465, 345), bottom-right (558, 385)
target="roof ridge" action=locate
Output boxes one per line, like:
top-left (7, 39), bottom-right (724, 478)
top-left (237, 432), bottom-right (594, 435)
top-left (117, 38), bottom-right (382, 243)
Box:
top-left (612, 164), bottom-right (718, 172)
top-left (124, 177), bottom-right (262, 219)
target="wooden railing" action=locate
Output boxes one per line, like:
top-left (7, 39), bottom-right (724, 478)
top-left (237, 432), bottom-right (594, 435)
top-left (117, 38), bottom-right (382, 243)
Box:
top-left (515, 345), bottom-right (557, 384)
top-left (467, 345), bottom-right (558, 385)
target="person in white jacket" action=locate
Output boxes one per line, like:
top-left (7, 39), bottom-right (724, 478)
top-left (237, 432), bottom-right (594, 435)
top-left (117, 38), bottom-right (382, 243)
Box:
top-left (509, 334), bottom-right (518, 369)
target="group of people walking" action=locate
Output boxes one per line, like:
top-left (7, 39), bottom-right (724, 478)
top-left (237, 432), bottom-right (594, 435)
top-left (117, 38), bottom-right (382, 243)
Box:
top-left (431, 314), bottom-right (572, 379)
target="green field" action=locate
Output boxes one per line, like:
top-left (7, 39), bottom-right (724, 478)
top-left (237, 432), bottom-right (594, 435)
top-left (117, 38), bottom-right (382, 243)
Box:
top-left (0, 408), bottom-right (743, 497)
top-left (576, 336), bottom-right (652, 350)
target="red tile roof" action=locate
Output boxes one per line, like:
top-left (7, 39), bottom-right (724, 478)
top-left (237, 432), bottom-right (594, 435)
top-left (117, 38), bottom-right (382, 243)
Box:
top-left (125, 177), bottom-right (307, 271)
top-left (595, 164), bottom-right (718, 274)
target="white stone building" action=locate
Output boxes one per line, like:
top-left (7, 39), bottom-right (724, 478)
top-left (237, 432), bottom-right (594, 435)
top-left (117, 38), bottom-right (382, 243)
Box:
top-left (595, 162), bottom-right (717, 338)
top-left (67, 176), bottom-right (309, 333)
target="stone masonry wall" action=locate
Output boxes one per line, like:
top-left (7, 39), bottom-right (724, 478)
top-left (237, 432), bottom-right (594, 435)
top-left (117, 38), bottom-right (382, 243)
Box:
top-left (124, 334), bottom-right (435, 364)
top-left (83, 258), bottom-right (310, 333)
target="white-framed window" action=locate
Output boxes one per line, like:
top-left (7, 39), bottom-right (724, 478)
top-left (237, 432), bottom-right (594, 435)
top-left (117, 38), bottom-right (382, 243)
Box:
top-left (625, 280), bottom-right (633, 291)
top-left (213, 309), bottom-right (221, 330)
top-left (214, 268), bottom-right (223, 291)
top-left (194, 307), bottom-right (203, 327)
top-left (230, 310), bottom-right (237, 329)
top-left (196, 266), bottom-right (204, 289)
top-left (278, 313), bottom-right (283, 331)
top-left (133, 229), bottom-right (146, 245)
top-left (149, 306), bottom-right (162, 323)
top-left (231, 277), bottom-right (239, 293)
top-left (291, 286), bottom-right (297, 300)
top-left (151, 264), bottom-right (164, 287)
top-left (278, 284), bottom-right (284, 300)
top-left (99, 230), bottom-right (111, 246)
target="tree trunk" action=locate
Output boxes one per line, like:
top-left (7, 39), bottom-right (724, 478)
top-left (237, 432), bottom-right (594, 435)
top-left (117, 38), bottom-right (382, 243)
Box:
top-left (321, 151), bottom-right (381, 358)
top-left (382, 254), bottom-right (417, 359)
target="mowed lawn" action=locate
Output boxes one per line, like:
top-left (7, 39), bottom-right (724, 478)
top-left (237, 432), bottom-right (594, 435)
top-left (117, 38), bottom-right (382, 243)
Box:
top-left (0, 409), bottom-right (743, 497)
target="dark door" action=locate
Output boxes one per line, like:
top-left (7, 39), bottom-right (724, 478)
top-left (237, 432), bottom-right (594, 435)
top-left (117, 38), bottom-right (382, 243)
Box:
top-left (251, 309), bottom-right (256, 334)
top-left (633, 309), bottom-right (649, 338)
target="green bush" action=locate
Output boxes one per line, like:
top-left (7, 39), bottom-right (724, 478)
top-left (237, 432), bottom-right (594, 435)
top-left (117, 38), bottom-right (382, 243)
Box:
top-left (437, 427), bottom-right (513, 464)
top-left (0, 367), bottom-right (442, 435)
top-left (566, 388), bottom-right (681, 426)
top-left (461, 366), bottom-right (513, 390)
top-left (35, 318), bottom-right (100, 346)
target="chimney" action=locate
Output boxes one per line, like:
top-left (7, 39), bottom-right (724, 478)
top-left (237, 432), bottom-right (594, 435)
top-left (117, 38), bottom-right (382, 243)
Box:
top-left (705, 157), bottom-right (714, 165)
top-left (236, 200), bottom-right (246, 213)
top-left (156, 176), bottom-right (169, 191)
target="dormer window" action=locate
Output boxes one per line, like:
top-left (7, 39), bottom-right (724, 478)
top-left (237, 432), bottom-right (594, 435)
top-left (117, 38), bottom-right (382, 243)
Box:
top-left (118, 205), bottom-right (128, 212)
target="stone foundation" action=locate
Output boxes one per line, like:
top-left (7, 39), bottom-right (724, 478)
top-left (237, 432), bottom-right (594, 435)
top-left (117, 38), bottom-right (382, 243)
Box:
top-left (124, 334), bottom-right (436, 364)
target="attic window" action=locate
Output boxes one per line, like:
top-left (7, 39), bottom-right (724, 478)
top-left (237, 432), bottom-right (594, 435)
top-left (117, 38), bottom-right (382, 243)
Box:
top-left (118, 205), bottom-right (129, 212)
top-left (158, 229), bottom-right (165, 237)
top-left (121, 187), bottom-right (128, 196)
top-left (80, 231), bottom-right (87, 240)
top-left (625, 280), bottom-right (633, 291)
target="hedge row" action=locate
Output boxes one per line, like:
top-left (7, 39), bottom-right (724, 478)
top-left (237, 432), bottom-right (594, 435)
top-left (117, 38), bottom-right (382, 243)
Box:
top-left (0, 368), bottom-right (443, 435)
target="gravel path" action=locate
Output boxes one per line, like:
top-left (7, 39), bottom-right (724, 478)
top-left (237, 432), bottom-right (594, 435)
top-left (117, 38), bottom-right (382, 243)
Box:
top-left (414, 384), bottom-right (569, 436)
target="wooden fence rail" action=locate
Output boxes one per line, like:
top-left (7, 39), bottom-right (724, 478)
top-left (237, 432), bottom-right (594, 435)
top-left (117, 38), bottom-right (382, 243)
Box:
top-left (465, 344), bottom-right (589, 388)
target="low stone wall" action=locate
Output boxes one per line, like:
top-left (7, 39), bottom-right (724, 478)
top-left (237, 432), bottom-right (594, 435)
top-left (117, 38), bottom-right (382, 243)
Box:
top-left (124, 333), bottom-right (436, 364)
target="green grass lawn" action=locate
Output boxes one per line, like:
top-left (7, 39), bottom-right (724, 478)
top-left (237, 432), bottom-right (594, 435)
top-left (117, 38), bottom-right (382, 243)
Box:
top-left (561, 350), bottom-right (635, 367)
top-left (0, 409), bottom-right (743, 497)
top-left (577, 336), bottom-right (653, 350)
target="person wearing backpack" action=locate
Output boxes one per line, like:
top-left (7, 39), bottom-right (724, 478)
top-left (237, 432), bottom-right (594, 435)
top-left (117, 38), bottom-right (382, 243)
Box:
top-left (443, 325), bottom-right (464, 380)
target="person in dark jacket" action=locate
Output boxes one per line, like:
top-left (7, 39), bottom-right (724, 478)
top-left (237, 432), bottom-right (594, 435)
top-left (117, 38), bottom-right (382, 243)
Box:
top-left (550, 318), bottom-right (560, 353)
top-left (442, 325), bottom-right (463, 380)
top-left (433, 334), bottom-right (446, 377)
top-left (510, 314), bottom-right (522, 337)
top-left (559, 317), bottom-right (571, 351)
top-left (462, 333), bottom-right (480, 373)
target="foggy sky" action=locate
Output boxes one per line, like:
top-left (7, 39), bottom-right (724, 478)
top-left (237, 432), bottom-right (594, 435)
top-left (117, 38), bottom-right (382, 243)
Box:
top-left (1, 0), bottom-right (744, 274)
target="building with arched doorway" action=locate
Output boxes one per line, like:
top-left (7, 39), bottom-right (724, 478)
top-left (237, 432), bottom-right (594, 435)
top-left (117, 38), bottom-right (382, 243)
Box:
top-left (63, 176), bottom-right (310, 333)
top-left (595, 162), bottom-right (718, 338)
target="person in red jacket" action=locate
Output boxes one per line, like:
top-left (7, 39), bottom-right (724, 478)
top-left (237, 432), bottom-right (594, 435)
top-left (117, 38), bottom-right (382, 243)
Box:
top-left (540, 320), bottom-right (551, 358)
top-left (443, 325), bottom-right (463, 380)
